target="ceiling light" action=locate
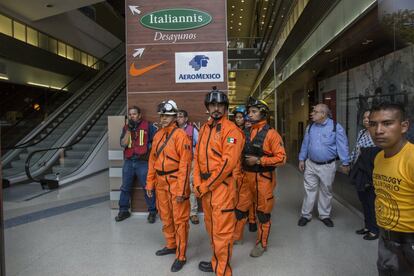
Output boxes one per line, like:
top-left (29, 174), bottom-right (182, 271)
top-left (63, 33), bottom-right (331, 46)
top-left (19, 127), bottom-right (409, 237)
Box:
top-left (239, 16), bottom-right (243, 19)
top-left (362, 39), bottom-right (373, 45)
top-left (0, 75), bottom-right (9, 80)
top-left (240, 8), bottom-right (244, 11)
top-left (232, 5), bottom-right (235, 8)
top-left (324, 49), bottom-right (332, 53)
top-left (27, 82), bottom-right (66, 90)
top-left (230, 26), bottom-right (233, 29)
top-left (238, 22), bottom-right (242, 25)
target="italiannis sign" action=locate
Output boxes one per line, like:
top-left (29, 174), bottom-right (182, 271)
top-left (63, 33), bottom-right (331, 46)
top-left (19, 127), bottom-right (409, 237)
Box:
top-left (140, 8), bottom-right (212, 31)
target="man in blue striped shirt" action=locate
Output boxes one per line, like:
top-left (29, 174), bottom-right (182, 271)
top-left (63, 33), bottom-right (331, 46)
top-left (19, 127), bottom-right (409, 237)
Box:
top-left (298, 103), bottom-right (350, 227)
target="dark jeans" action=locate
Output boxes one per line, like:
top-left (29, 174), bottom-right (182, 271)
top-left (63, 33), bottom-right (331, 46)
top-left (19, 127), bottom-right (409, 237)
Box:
top-left (118, 159), bottom-right (156, 212)
top-left (357, 186), bottom-right (379, 234)
top-left (378, 234), bottom-right (414, 275)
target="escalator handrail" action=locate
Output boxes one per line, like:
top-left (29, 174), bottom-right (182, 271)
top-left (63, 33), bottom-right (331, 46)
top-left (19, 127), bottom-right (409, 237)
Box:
top-left (0, 42), bottom-right (124, 131)
top-left (25, 82), bottom-right (126, 183)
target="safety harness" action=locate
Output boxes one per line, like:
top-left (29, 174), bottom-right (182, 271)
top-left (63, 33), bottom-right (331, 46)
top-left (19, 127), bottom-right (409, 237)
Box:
top-left (242, 124), bottom-right (276, 172)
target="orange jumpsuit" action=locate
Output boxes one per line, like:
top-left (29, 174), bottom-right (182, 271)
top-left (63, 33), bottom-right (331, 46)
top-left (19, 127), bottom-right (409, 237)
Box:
top-left (147, 124), bottom-right (192, 261)
top-left (194, 116), bottom-right (244, 276)
top-left (234, 120), bottom-right (286, 248)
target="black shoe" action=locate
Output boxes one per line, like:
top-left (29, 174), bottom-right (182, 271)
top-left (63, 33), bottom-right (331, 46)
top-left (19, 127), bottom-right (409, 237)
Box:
top-left (198, 261), bottom-right (213, 272)
top-left (298, 217), bottom-right (310, 226)
top-left (249, 223), bottom-right (257, 232)
top-left (147, 211), bottom-right (157, 224)
top-left (321, 218), bottom-right (334, 227)
top-left (171, 259), bottom-right (186, 272)
top-left (363, 232), bottom-right (379, 240)
top-left (115, 211), bottom-right (131, 222)
top-left (155, 247), bottom-right (176, 256)
top-left (356, 228), bottom-right (369, 235)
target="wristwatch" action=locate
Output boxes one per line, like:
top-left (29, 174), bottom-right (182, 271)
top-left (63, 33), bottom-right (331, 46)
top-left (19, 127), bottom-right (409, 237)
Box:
top-left (256, 158), bottom-right (261, 165)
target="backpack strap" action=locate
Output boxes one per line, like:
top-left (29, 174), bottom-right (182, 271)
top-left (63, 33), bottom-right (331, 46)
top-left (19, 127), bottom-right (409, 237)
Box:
top-left (308, 120), bottom-right (337, 134)
top-left (156, 127), bottom-right (178, 157)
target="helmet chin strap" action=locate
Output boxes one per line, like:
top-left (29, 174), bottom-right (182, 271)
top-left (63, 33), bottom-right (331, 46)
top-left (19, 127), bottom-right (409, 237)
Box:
top-left (249, 117), bottom-right (266, 124)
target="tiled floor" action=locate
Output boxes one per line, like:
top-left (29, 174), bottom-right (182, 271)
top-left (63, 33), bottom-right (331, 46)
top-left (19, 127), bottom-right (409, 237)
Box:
top-left (4, 165), bottom-right (378, 275)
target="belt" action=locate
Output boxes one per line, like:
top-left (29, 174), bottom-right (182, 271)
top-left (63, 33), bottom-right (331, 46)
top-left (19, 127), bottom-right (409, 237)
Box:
top-left (380, 228), bottom-right (414, 243)
top-left (200, 172), bottom-right (233, 180)
top-left (156, 169), bottom-right (179, 176)
top-left (310, 158), bottom-right (337, 165)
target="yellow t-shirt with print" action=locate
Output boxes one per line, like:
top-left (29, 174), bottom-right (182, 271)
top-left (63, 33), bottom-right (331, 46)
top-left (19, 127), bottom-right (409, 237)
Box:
top-left (373, 142), bottom-right (414, 233)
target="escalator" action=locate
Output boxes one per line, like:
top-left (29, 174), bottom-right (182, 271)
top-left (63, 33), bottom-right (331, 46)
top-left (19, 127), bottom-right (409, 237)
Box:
top-left (2, 46), bottom-right (126, 186)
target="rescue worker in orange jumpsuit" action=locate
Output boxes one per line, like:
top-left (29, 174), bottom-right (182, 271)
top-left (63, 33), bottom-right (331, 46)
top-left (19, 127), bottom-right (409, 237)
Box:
top-left (146, 100), bottom-right (192, 272)
top-left (232, 106), bottom-right (257, 244)
top-left (194, 87), bottom-right (244, 276)
top-left (234, 97), bottom-right (286, 257)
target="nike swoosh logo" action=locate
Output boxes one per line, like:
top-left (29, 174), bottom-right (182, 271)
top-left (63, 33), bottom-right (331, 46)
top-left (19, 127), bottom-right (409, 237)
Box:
top-left (129, 61), bottom-right (167, 76)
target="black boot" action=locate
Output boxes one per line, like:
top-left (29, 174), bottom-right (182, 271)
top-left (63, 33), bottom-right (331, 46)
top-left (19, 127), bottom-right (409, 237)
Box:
top-left (171, 259), bottom-right (186, 272)
top-left (198, 261), bottom-right (213, 272)
top-left (155, 247), bottom-right (176, 256)
top-left (115, 211), bottom-right (131, 222)
top-left (147, 211), bottom-right (157, 223)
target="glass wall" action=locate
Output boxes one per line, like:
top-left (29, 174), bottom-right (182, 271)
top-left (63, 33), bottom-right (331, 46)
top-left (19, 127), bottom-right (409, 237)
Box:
top-left (0, 13), bottom-right (101, 69)
top-left (271, 1), bottom-right (414, 210)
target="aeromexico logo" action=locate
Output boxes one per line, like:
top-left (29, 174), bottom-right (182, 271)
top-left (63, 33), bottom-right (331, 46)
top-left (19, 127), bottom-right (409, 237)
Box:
top-left (140, 8), bottom-right (212, 31)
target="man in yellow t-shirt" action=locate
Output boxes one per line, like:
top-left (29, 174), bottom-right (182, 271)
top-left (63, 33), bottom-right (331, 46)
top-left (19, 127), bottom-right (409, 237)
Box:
top-left (369, 103), bottom-right (414, 275)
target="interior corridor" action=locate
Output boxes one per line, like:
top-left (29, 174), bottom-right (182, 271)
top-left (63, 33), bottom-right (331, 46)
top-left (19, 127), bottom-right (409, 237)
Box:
top-left (4, 164), bottom-right (377, 276)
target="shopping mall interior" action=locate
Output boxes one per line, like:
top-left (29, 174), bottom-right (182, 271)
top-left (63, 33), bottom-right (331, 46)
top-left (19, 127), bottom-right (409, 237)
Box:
top-left (0, 0), bottom-right (413, 275)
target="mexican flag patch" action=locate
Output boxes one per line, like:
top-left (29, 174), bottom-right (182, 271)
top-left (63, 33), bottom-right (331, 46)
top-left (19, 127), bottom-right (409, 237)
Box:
top-left (227, 137), bottom-right (237, 144)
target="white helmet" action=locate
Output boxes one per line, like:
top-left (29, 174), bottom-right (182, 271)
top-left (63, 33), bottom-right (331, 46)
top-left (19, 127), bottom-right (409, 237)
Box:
top-left (157, 100), bottom-right (178, 115)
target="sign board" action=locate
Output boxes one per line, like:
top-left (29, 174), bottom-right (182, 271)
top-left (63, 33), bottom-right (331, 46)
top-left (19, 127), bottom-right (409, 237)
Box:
top-left (126, 0), bottom-right (227, 124)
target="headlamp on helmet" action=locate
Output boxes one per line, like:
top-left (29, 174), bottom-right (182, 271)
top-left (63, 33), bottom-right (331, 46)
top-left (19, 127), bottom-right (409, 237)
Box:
top-left (157, 100), bottom-right (178, 115)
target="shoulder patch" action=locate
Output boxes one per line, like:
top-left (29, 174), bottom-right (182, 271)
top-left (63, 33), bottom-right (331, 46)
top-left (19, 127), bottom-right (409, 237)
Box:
top-left (227, 137), bottom-right (237, 144)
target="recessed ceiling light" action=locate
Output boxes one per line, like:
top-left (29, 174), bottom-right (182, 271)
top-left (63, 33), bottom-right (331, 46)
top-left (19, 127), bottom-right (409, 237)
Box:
top-left (238, 22), bottom-right (242, 25)
top-left (324, 49), bottom-right (332, 53)
top-left (239, 16), bottom-right (243, 19)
